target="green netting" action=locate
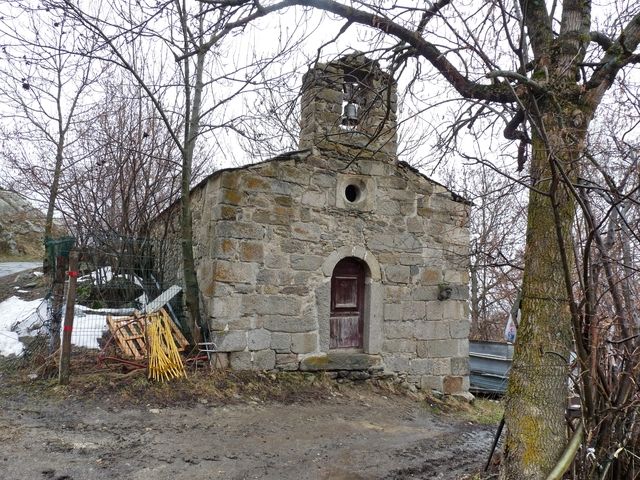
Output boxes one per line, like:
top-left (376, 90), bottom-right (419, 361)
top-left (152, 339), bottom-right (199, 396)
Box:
top-left (44, 236), bottom-right (75, 267)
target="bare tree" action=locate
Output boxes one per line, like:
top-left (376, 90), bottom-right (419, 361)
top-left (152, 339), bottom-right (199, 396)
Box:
top-left (0, 3), bottom-right (100, 243)
top-left (559, 129), bottom-right (640, 478)
top-left (58, 81), bottom-right (185, 242)
top-left (447, 165), bottom-right (526, 342)
top-left (0, 3), bottom-right (104, 353)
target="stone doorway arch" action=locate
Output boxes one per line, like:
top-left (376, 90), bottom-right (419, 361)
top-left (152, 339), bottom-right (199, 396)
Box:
top-left (330, 257), bottom-right (366, 349)
top-left (317, 246), bottom-right (382, 354)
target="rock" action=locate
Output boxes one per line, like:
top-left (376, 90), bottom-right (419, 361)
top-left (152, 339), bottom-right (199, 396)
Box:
top-left (451, 391), bottom-right (475, 403)
top-left (0, 189), bottom-right (65, 257)
top-left (210, 330), bottom-right (246, 352)
top-left (247, 328), bottom-right (271, 351)
top-left (347, 371), bottom-right (370, 381)
top-left (230, 350), bottom-right (276, 370)
top-left (275, 353), bottom-right (299, 370)
top-left (300, 353), bottom-right (382, 371)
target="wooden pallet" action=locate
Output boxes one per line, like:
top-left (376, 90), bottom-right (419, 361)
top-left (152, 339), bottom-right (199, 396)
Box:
top-left (106, 309), bottom-right (189, 360)
top-left (107, 314), bottom-right (147, 360)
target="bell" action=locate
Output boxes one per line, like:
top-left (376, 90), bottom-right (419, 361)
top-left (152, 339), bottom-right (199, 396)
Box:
top-left (341, 102), bottom-right (359, 127)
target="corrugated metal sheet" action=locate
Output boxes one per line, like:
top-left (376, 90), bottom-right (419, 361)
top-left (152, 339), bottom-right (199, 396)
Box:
top-left (470, 341), bottom-right (513, 394)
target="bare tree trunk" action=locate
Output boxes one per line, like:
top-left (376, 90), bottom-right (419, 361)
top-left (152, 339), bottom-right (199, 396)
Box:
top-left (43, 138), bottom-right (65, 275)
top-left (469, 261), bottom-right (480, 336)
top-left (45, 141), bottom-right (63, 240)
top-left (501, 121), bottom-right (582, 479)
top-left (179, 160), bottom-right (201, 344)
top-left (176, 0), bottom-right (206, 344)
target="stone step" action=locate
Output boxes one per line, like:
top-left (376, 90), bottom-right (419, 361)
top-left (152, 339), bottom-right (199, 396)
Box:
top-left (300, 352), bottom-right (382, 371)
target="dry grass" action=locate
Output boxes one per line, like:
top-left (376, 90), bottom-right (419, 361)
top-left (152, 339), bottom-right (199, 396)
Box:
top-left (423, 392), bottom-right (503, 426)
top-left (0, 356), bottom-right (346, 408)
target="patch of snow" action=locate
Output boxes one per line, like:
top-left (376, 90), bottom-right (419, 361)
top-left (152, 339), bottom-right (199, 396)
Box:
top-left (0, 296), bottom-right (46, 333)
top-left (76, 304), bottom-right (136, 315)
top-left (0, 331), bottom-right (23, 356)
top-left (0, 296), bottom-right (47, 356)
top-left (78, 267), bottom-right (145, 291)
top-left (69, 310), bottom-right (109, 349)
top-left (0, 296), bottom-right (110, 354)
top-left (136, 292), bottom-right (149, 306)
top-left (78, 266), bottom-right (113, 284)
top-left (117, 273), bottom-right (144, 288)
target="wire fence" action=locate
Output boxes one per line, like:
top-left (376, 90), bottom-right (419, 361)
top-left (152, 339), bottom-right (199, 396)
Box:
top-left (0, 236), bottom-right (184, 378)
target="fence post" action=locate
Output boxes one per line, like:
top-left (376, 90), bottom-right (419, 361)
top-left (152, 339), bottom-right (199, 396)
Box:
top-left (59, 250), bottom-right (80, 385)
top-left (50, 255), bottom-right (67, 353)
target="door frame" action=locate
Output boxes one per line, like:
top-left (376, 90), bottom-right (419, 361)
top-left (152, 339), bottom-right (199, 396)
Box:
top-left (316, 247), bottom-right (383, 354)
top-left (330, 257), bottom-right (365, 349)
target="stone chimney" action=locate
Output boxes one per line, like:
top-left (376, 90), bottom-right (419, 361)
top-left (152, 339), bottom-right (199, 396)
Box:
top-left (299, 53), bottom-right (397, 161)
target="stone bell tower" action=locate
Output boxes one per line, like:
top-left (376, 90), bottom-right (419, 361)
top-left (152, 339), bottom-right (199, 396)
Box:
top-left (299, 52), bottom-right (398, 161)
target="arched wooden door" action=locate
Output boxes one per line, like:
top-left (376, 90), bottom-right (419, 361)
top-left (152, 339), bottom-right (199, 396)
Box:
top-left (330, 257), bottom-right (365, 349)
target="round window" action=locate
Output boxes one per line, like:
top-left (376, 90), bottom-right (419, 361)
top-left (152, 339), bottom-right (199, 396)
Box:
top-left (345, 184), bottom-right (360, 203)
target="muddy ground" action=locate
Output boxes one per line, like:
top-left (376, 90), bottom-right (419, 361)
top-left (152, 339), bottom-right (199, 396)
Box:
top-left (0, 373), bottom-right (498, 480)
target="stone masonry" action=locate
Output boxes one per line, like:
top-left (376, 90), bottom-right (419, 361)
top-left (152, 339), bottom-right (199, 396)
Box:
top-left (156, 53), bottom-right (471, 394)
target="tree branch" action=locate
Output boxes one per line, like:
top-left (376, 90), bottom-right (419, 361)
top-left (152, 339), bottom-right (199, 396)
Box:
top-left (518, 0), bottom-right (553, 61)
top-left (200, 0), bottom-right (517, 103)
top-left (585, 12), bottom-right (640, 102)
top-left (590, 31), bottom-right (613, 51)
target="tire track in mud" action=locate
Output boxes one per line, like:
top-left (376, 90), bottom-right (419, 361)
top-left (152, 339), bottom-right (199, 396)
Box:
top-left (386, 427), bottom-right (494, 479)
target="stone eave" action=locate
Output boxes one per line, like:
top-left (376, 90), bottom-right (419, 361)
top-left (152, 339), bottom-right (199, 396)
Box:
top-left (190, 148), bottom-right (314, 194)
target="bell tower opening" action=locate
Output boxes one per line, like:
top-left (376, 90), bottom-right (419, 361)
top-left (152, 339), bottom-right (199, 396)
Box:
top-left (298, 52), bottom-right (398, 159)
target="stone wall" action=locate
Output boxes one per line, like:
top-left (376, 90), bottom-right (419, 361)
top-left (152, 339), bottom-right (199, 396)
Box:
top-left (161, 151), bottom-right (471, 393)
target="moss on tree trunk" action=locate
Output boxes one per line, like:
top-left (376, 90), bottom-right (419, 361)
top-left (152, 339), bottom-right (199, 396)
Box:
top-left (501, 113), bottom-right (585, 479)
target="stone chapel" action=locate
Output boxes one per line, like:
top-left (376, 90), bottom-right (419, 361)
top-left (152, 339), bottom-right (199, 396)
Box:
top-left (157, 53), bottom-right (471, 394)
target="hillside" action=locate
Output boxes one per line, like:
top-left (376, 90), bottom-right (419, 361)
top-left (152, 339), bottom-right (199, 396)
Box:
top-left (0, 189), bottom-right (49, 259)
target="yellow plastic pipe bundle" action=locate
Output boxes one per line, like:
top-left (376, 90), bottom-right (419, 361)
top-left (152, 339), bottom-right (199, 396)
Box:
top-left (147, 311), bottom-right (186, 381)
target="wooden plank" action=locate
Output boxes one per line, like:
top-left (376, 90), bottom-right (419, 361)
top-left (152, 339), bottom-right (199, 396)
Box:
top-left (127, 315), bottom-right (148, 357)
top-left (330, 315), bottom-right (361, 349)
top-left (107, 316), bottom-right (135, 358)
top-left (106, 309), bottom-right (189, 360)
top-left (116, 319), bottom-right (140, 359)
top-left (131, 319), bottom-right (147, 359)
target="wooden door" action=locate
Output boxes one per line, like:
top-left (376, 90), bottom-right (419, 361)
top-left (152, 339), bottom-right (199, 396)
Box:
top-left (330, 258), bottom-right (364, 349)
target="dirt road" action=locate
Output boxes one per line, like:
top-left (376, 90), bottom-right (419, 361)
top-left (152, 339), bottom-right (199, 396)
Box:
top-left (0, 261), bottom-right (40, 279)
top-left (0, 389), bottom-right (494, 480)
